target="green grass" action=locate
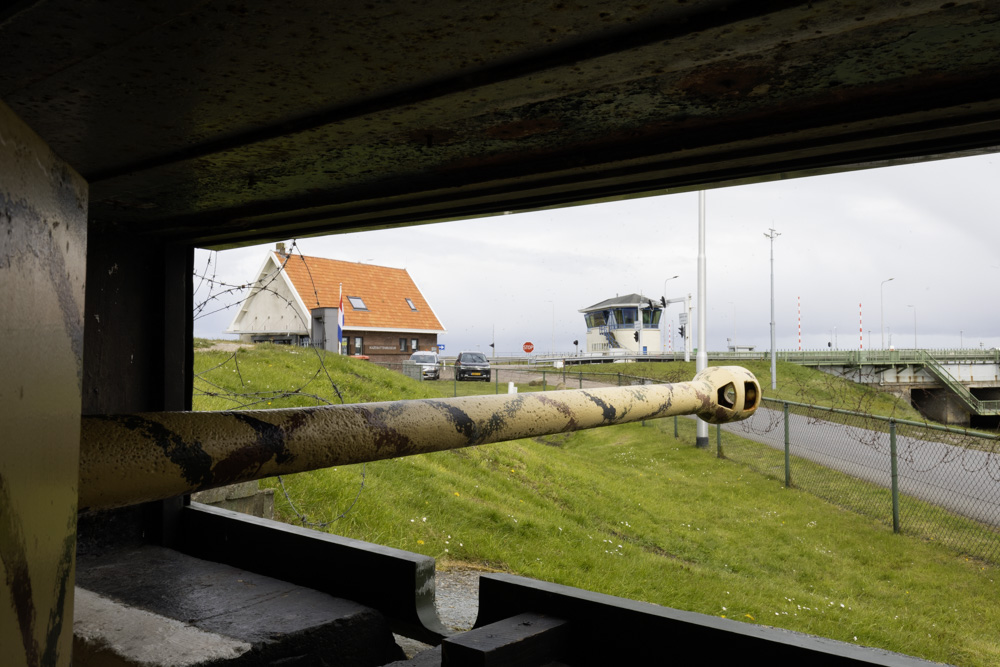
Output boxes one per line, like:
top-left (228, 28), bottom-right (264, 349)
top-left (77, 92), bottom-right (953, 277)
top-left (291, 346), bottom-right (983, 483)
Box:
top-left (193, 346), bottom-right (1000, 666)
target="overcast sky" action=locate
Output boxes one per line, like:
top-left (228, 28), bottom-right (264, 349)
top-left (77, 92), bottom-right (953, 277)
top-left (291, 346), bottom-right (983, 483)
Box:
top-left (194, 152), bottom-right (1000, 356)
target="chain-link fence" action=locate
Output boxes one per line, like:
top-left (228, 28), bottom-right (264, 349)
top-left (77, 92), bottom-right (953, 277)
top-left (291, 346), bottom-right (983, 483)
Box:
top-left (376, 359), bottom-right (1000, 561)
top-left (721, 398), bottom-right (1000, 563)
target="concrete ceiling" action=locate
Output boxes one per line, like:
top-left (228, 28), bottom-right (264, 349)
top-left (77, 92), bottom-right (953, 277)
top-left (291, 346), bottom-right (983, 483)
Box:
top-left (3, 0), bottom-right (999, 247)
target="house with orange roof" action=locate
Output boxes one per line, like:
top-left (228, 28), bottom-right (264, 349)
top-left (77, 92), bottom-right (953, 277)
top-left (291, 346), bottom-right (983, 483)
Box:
top-left (227, 244), bottom-right (446, 363)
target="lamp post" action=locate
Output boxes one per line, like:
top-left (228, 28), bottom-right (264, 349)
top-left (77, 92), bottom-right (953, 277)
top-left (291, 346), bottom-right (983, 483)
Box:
top-left (880, 277), bottom-right (894, 349)
top-left (764, 228), bottom-right (780, 390)
top-left (661, 274), bottom-right (678, 352)
top-left (908, 304), bottom-right (917, 349)
top-left (696, 191), bottom-right (708, 449)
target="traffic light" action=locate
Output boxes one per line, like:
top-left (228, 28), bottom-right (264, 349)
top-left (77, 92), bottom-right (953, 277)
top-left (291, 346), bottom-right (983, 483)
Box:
top-left (572, 339), bottom-right (578, 346)
top-left (660, 296), bottom-right (666, 307)
top-left (678, 325), bottom-right (685, 338)
top-left (489, 342), bottom-right (495, 348)
top-left (633, 331), bottom-right (639, 342)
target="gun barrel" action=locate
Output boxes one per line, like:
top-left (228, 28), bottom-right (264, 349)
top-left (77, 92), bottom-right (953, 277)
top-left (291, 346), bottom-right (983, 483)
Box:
top-left (80, 366), bottom-right (759, 510)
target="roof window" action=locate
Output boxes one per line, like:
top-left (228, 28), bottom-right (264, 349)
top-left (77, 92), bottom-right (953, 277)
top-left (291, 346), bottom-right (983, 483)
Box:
top-left (347, 296), bottom-right (368, 310)
top-left (405, 298), bottom-right (418, 311)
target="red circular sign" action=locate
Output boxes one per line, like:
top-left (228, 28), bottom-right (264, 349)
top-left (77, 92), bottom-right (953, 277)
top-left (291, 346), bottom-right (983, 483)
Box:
top-left (523, 341), bottom-right (534, 353)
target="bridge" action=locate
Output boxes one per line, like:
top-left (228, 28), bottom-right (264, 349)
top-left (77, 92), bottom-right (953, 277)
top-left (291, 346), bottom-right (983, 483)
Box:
top-left (786, 349), bottom-right (1000, 425)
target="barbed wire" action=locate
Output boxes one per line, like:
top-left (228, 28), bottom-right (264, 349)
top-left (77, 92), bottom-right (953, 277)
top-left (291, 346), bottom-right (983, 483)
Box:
top-left (192, 239), bottom-right (360, 524)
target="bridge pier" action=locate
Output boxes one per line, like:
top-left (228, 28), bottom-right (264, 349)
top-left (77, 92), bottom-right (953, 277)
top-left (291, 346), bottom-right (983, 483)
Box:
top-left (911, 388), bottom-right (971, 427)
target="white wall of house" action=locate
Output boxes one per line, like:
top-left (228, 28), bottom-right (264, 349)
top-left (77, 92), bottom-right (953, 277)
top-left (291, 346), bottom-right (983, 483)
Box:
top-left (585, 327), bottom-right (662, 354)
top-left (228, 258), bottom-right (310, 340)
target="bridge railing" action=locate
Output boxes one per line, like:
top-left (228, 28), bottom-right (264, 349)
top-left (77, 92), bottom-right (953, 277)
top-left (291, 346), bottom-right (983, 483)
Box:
top-left (773, 348), bottom-right (1000, 365)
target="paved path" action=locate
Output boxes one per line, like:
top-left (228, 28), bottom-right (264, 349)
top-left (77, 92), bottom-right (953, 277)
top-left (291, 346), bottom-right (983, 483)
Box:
top-left (719, 407), bottom-right (1000, 527)
top-left (461, 366), bottom-right (619, 391)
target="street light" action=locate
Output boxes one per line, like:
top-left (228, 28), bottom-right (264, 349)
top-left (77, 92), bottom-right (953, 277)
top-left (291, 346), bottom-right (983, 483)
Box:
top-left (696, 190), bottom-right (708, 449)
top-left (908, 304), bottom-right (917, 349)
top-left (764, 228), bottom-right (780, 390)
top-left (880, 277), bottom-right (894, 349)
top-left (661, 275), bottom-right (678, 352)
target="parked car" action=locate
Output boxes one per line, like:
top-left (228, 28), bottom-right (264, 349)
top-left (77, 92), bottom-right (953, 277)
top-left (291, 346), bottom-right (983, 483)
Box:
top-left (454, 351), bottom-right (491, 381)
top-left (409, 351), bottom-right (441, 380)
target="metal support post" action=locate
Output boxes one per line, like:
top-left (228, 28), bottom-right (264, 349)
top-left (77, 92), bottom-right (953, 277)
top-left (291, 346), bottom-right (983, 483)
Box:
top-left (784, 403), bottom-right (791, 488)
top-left (765, 228), bottom-right (780, 390)
top-left (696, 190), bottom-right (709, 448)
top-left (890, 420), bottom-right (900, 533)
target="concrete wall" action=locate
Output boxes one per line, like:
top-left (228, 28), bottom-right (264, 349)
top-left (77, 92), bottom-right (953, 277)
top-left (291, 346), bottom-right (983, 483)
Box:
top-left (1, 99), bottom-right (88, 667)
top-left (911, 388), bottom-right (972, 427)
top-left (584, 328), bottom-right (661, 354)
top-left (824, 363), bottom-right (1000, 387)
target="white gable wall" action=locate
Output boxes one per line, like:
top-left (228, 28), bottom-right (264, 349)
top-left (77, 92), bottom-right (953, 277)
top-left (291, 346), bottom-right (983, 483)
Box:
top-left (227, 255), bottom-right (311, 339)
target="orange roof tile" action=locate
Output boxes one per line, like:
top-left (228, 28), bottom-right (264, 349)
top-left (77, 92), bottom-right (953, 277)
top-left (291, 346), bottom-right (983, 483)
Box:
top-left (275, 252), bottom-right (445, 332)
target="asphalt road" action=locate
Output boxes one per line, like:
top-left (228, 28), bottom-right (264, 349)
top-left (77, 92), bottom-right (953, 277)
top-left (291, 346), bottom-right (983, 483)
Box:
top-left (720, 407), bottom-right (1000, 528)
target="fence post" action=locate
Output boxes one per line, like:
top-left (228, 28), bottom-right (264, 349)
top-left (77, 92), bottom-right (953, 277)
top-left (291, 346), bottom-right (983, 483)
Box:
top-left (579, 372), bottom-right (583, 389)
top-left (617, 372), bottom-right (622, 386)
top-left (495, 369), bottom-right (499, 394)
top-left (674, 415), bottom-right (678, 438)
top-left (890, 419), bottom-right (900, 534)
top-left (716, 423), bottom-right (723, 457)
top-left (542, 370), bottom-right (547, 391)
top-left (784, 402), bottom-right (791, 488)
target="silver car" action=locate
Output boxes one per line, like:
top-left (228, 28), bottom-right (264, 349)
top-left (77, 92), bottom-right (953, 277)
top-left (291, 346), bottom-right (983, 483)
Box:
top-left (409, 351), bottom-right (441, 380)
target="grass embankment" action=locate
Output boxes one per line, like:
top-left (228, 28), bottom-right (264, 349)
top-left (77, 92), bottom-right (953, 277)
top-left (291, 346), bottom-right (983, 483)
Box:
top-left (193, 342), bottom-right (998, 666)
top-left (570, 360), bottom-right (926, 421)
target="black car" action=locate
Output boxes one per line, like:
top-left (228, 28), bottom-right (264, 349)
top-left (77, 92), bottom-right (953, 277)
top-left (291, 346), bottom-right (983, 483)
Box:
top-left (454, 351), bottom-right (491, 381)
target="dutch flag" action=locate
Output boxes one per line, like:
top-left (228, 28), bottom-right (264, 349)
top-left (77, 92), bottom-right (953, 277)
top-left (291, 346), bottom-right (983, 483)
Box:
top-left (337, 284), bottom-right (344, 354)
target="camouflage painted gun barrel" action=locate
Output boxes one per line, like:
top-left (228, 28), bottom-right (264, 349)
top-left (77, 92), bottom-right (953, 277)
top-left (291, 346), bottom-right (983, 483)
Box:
top-left (79, 366), bottom-right (760, 510)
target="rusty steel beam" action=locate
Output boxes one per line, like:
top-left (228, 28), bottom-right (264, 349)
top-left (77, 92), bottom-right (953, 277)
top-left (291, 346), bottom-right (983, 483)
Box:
top-left (79, 366), bottom-right (760, 511)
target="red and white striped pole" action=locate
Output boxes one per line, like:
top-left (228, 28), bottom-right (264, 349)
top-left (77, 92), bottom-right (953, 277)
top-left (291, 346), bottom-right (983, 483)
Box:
top-left (797, 296), bottom-right (802, 351)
